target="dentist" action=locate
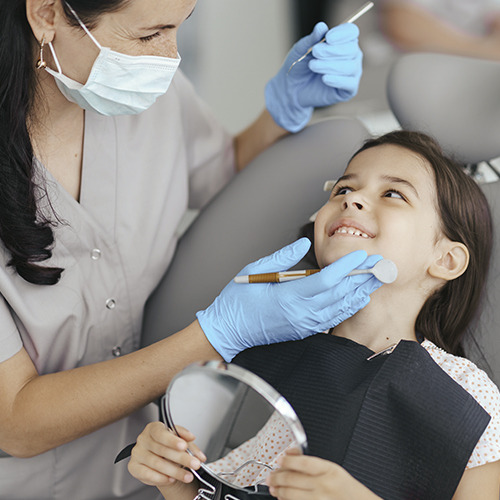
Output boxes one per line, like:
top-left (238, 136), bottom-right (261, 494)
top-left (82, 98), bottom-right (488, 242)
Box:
top-left (0, 1), bottom-right (380, 498)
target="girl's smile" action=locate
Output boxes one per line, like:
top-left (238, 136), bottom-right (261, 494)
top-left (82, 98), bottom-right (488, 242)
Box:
top-left (327, 218), bottom-right (374, 239)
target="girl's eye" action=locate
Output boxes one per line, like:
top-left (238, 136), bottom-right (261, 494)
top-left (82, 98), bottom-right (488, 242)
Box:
top-left (333, 186), bottom-right (353, 196)
top-left (384, 190), bottom-right (405, 200)
top-left (139, 32), bottom-right (161, 43)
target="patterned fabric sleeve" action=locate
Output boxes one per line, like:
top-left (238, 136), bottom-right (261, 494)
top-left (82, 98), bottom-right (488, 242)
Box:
top-left (422, 340), bottom-right (500, 468)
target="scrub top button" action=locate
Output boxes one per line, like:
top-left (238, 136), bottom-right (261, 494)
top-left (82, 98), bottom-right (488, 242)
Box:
top-left (91, 249), bottom-right (101, 260)
top-left (106, 298), bottom-right (116, 310)
top-left (112, 346), bottom-right (122, 357)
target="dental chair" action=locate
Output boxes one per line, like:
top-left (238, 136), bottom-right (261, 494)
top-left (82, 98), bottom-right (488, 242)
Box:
top-left (387, 52), bottom-right (500, 386)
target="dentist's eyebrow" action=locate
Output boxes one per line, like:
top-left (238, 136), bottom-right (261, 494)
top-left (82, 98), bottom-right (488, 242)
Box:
top-left (381, 175), bottom-right (420, 198)
top-left (140, 7), bottom-right (195, 31)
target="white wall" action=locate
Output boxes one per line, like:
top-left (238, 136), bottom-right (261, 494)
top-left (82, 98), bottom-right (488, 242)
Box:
top-left (178, 0), bottom-right (293, 134)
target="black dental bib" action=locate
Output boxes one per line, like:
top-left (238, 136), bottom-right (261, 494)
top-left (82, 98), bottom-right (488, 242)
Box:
top-left (217, 334), bottom-right (490, 500)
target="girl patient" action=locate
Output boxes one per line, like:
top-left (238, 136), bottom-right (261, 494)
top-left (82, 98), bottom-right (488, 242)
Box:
top-left (127, 130), bottom-right (500, 500)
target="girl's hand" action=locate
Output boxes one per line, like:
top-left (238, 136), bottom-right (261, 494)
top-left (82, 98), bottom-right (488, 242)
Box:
top-left (127, 421), bottom-right (206, 487)
top-left (265, 449), bottom-right (380, 500)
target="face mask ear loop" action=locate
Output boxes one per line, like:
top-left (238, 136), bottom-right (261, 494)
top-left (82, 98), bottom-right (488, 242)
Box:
top-left (64, 2), bottom-right (102, 50)
top-left (48, 42), bottom-right (63, 74)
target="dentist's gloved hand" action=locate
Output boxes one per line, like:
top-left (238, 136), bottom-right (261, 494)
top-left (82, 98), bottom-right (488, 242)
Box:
top-left (196, 238), bottom-right (383, 362)
top-left (265, 22), bottom-right (363, 133)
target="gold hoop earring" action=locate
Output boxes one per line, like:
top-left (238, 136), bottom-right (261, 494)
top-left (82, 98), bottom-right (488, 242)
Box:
top-left (36, 37), bottom-right (47, 69)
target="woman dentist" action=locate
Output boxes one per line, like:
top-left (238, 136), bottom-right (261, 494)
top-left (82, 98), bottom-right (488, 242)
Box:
top-left (0, 1), bottom-right (380, 499)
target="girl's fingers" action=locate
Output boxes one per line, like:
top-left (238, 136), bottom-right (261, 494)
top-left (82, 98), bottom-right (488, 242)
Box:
top-left (136, 440), bottom-right (201, 472)
top-left (268, 486), bottom-right (306, 500)
top-left (127, 461), bottom-right (176, 487)
top-left (158, 424), bottom-right (207, 463)
top-left (277, 455), bottom-right (332, 476)
top-left (173, 425), bottom-right (196, 442)
top-left (267, 470), bottom-right (314, 492)
top-left (131, 445), bottom-right (196, 483)
top-left (187, 441), bottom-right (207, 463)
top-left (145, 422), bottom-right (186, 450)
top-left (146, 423), bottom-right (204, 463)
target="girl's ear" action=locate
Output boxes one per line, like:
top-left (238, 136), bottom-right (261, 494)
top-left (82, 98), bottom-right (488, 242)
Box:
top-left (429, 240), bottom-right (469, 281)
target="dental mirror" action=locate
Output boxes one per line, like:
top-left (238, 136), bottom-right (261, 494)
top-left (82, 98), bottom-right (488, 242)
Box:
top-left (162, 361), bottom-right (307, 495)
top-left (348, 258), bottom-right (398, 284)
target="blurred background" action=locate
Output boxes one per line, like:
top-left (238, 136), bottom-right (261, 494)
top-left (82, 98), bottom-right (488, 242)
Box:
top-left (176, 0), bottom-right (401, 137)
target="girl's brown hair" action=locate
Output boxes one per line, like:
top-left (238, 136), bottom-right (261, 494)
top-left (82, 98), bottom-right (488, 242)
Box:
top-left (302, 130), bottom-right (493, 356)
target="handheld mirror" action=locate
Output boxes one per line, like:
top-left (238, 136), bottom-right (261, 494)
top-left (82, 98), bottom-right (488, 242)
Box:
top-left (162, 360), bottom-right (307, 496)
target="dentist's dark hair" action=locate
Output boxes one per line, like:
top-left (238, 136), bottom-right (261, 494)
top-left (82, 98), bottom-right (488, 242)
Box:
top-left (1, 0), bottom-right (127, 285)
top-left (301, 130), bottom-right (493, 357)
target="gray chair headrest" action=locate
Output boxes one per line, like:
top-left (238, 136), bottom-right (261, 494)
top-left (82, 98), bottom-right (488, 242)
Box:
top-left (388, 53), bottom-right (500, 164)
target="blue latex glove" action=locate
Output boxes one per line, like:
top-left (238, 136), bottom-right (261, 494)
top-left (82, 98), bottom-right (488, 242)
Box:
top-left (265, 22), bottom-right (363, 133)
top-left (196, 238), bottom-right (383, 362)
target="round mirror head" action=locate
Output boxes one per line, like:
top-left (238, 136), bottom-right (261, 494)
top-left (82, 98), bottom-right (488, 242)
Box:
top-left (163, 361), bottom-right (307, 492)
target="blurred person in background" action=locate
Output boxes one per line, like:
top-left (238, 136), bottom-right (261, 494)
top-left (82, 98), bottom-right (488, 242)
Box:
top-left (380, 0), bottom-right (500, 60)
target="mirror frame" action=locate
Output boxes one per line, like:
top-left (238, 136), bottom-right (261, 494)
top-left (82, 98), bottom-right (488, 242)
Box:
top-left (162, 360), bottom-right (308, 491)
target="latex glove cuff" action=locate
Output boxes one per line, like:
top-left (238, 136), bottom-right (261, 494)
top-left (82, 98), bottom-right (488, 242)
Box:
top-left (265, 79), bottom-right (313, 133)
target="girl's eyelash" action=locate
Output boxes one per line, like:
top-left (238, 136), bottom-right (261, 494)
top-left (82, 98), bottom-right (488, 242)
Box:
top-left (331, 186), bottom-right (407, 201)
top-left (384, 189), bottom-right (406, 200)
top-left (331, 185), bottom-right (351, 196)
top-left (139, 32), bottom-right (161, 43)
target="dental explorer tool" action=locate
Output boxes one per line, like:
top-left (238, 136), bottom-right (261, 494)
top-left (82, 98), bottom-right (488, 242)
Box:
top-left (287, 1), bottom-right (375, 75)
top-left (234, 258), bottom-right (398, 284)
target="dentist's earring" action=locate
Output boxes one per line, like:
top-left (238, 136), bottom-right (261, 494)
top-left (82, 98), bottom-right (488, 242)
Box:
top-left (36, 36), bottom-right (47, 69)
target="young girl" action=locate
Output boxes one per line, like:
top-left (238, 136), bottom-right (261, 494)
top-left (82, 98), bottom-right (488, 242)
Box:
top-left (127, 130), bottom-right (500, 499)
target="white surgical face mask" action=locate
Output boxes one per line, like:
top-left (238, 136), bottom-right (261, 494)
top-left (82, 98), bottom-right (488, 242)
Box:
top-left (45, 3), bottom-right (181, 116)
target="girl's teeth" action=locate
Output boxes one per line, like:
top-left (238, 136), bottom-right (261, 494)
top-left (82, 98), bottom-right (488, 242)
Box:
top-left (335, 227), bottom-right (370, 238)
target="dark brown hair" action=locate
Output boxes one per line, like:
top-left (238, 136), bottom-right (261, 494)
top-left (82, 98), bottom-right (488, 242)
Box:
top-left (301, 130), bottom-right (493, 356)
top-left (0, 0), bottom-right (127, 284)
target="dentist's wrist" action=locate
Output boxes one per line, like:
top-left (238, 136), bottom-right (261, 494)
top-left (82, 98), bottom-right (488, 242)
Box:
top-left (265, 79), bottom-right (313, 133)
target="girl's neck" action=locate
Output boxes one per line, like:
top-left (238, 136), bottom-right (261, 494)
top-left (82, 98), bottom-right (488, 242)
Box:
top-left (331, 287), bottom-right (422, 353)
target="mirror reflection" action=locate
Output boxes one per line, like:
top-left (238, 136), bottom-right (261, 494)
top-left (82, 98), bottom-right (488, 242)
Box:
top-left (163, 361), bottom-right (307, 490)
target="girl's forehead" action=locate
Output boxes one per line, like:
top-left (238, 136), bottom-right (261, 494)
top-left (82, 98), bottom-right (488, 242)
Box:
top-left (346, 145), bottom-right (435, 184)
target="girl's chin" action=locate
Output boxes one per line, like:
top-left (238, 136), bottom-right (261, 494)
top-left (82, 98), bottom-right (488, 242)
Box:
top-left (318, 250), bottom-right (355, 268)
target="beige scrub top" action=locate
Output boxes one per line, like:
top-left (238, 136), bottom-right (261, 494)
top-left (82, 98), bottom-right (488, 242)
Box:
top-left (0, 70), bottom-right (235, 500)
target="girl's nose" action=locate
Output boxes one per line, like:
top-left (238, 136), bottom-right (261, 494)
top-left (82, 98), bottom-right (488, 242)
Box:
top-left (342, 192), bottom-right (364, 211)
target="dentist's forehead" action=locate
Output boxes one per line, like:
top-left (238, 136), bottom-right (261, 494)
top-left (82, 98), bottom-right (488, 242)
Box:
top-left (99, 0), bottom-right (197, 28)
